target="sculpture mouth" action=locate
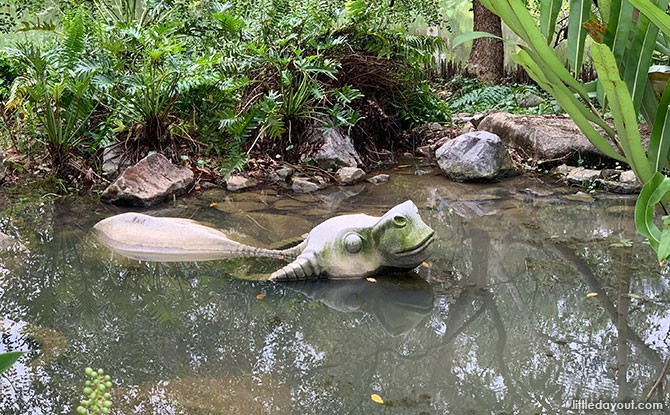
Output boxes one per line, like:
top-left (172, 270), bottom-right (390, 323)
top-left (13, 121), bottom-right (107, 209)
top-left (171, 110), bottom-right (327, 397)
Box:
top-left (396, 232), bottom-right (435, 256)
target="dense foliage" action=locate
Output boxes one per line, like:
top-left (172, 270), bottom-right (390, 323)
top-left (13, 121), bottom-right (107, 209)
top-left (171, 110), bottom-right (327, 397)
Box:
top-left (0, 0), bottom-right (449, 180)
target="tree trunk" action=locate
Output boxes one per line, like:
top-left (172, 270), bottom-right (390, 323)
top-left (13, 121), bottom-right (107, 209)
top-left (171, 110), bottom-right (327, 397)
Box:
top-left (467, 0), bottom-right (504, 83)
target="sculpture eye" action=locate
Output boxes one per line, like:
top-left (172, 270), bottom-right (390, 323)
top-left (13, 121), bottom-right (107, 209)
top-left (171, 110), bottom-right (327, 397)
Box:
top-left (343, 233), bottom-right (363, 253)
top-left (393, 215), bottom-right (407, 228)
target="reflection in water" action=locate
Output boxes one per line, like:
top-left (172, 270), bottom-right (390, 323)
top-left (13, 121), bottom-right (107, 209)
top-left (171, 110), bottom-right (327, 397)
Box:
top-left (283, 274), bottom-right (434, 336)
top-left (1, 173), bottom-right (669, 414)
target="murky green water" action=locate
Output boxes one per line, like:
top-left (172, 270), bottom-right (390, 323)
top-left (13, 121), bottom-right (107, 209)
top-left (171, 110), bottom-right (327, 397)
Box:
top-left (1, 168), bottom-right (669, 414)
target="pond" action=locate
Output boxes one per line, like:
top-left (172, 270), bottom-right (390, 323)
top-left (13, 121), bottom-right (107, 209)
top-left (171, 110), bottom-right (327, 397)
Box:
top-left (1, 167), bottom-right (669, 414)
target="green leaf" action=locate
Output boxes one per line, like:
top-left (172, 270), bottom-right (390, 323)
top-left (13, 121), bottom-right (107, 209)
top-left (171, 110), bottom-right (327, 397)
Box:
top-left (623, 0), bottom-right (670, 114)
top-left (452, 31), bottom-right (505, 48)
top-left (539, 0), bottom-right (562, 42)
top-left (658, 224), bottom-right (670, 263)
top-left (591, 42), bottom-right (653, 182)
top-left (648, 79), bottom-right (670, 172)
top-left (635, 172), bottom-right (670, 250)
top-left (629, 0), bottom-right (670, 35)
top-left (513, 50), bottom-right (625, 162)
top-left (567, 0), bottom-right (593, 76)
top-left (0, 351), bottom-right (26, 374)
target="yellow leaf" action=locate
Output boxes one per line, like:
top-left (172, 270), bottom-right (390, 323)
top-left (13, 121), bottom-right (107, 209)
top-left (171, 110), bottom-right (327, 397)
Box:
top-left (397, 164), bottom-right (410, 168)
top-left (586, 292), bottom-right (598, 298)
top-left (256, 294), bottom-right (264, 300)
top-left (366, 277), bottom-right (377, 283)
top-left (371, 394), bottom-right (384, 404)
top-left (421, 262), bottom-right (429, 268)
top-left (209, 202), bottom-right (217, 207)
top-left (195, 185), bottom-right (201, 191)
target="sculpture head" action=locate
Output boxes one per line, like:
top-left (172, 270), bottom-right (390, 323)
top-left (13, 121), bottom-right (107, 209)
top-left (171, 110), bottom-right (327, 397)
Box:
top-left (270, 200), bottom-right (436, 280)
top-left (372, 200), bottom-right (435, 269)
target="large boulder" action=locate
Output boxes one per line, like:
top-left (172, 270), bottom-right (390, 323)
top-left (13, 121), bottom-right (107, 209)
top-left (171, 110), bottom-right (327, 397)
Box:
top-left (436, 131), bottom-right (515, 181)
top-left (101, 153), bottom-right (194, 206)
top-left (477, 112), bottom-right (649, 162)
top-left (305, 121), bottom-right (362, 169)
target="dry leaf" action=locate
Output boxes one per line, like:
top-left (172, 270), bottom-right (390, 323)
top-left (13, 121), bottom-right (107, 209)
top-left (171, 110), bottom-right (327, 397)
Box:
top-left (209, 202), bottom-right (217, 207)
top-left (586, 292), bottom-right (598, 298)
top-left (256, 294), bottom-right (264, 300)
top-left (371, 394), bottom-right (384, 404)
top-left (661, 259), bottom-right (665, 267)
top-left (194, 185), bottom-right (201, 191)
top-left (397, 164), bottom-right (410, 168)
top-left (278, 255), bottom-right (284, 260)
top-left (428, 275), bottom-right (444, 283)
top-left (366, 277), bottom-right (377, 283)
top-left (421, 262), bottom-right (429, 268)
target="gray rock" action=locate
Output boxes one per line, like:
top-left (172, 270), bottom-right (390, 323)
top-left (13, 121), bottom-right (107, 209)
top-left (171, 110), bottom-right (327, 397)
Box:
top-left (599, 169), bottom-right (621, 180)
top-left (336, 167), bottom-right (365, 185)
top-left (305, 121), bottom-right (362, 169)
top-left (102, 144), bottom-right (133, 176)
top-left (416, 145), bottom-right (432, 158)
top-left (101, 153), bottom-right (194, 206)
top-left (367, 174), bottom-right (390, 184)
top-left (601, 179), bottom-right (641, 194)
top-left (477, 112), bottom-right (648, 162)
top-left (516, 92), bottom-right (546, 108)
top-left (565, 167), bottom-right (600, 185)
top-left (619, 170), bottom-right (638, 184)
top-left (291, 177), bottom-right (320, 193)
top-left (0, 231), bottom-right (13, 250)
top-left (276, 167), bottom-right (295, 180)
top-left (435, 131), bottom-right (515, 181)
top-left (226, 175), bottom-right (257, 191)
top-left (551, 164), bottom-right (574, 176)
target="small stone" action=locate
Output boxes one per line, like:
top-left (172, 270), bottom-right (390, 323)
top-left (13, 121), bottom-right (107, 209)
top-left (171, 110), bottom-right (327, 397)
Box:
top-left (516, 92), bottom-right (546, 108)
top-left (416, 145), bottom-right (431, 158)
top-left (226, 175), bottom-right (257, 191)
top-left (565, 167), bottom-right (600, 185)
top-left (291, 178), bottom-right (320, 193)
top-left (551, 164), bottom-right (574, 176)
top-left (471, 113), bottom-right (486, 127)
top-left (101, 145), bottom-right (132, 176)
top-left (619, 170), bottom-right (638, 184)
top-left (366, 174), bottom-right (390, 185)
top-left (101, 153), bottom-right (194, 207)
top-left (336, 167), bottom-right (365, 185)
top-left (199, 181), bottom-right (216, 190)
top-left (276, 167), bottom-right (294, 180)
top-left (600, 169), bottom-right (621, 180)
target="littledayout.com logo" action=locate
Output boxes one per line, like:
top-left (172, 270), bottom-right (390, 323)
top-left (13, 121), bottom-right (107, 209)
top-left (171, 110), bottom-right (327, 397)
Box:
top-left (570, 400), bottom-right (664, 411)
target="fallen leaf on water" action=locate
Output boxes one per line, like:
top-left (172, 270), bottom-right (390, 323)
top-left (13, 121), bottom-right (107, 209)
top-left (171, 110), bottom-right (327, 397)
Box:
top-left (397, 164), bottom-right (410, 168)
top-left (371, 394), bottom-right (384, 404)
top-left (627, 293), bottom-right (643, 299)
top-left (586, 292), bottom-right (598, 298)
top-left (194, 185), bottom-right (201, 191)
top-left (278, 255), bottom-right (284, 260)
top-left (421, 262), bottom-right (429, 268)
top-left (428, 275), bottom-right (444, 283)
top-left (209, 202), bottom-right (217, 207)
top-left (366, 277), bottom-right (377, 283)
top-left (661, 259), bottom-right (665, 267)
top-left (256, 294), bottom-right (264, 300)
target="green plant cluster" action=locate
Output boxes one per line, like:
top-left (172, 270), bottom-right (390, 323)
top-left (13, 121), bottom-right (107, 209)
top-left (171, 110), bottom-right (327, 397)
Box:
top-left (77, 367), bottom-right (112, 415)
top-left (1, 0), bottom-right (448, 178)
top-left (445, 75), bottom-right (560, 115)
